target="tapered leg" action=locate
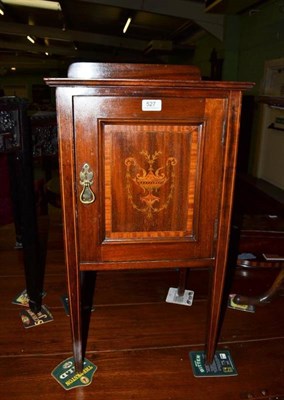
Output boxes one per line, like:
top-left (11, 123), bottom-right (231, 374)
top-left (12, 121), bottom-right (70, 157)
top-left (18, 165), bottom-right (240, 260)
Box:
top-left (81, 271), bottom-right (97, 357)
top-left (67, 265), bottom-right (83, 372)
top-left (177, 268), bottom-right (188, 296)
top-left (205, 261), bottom-right (228, 365)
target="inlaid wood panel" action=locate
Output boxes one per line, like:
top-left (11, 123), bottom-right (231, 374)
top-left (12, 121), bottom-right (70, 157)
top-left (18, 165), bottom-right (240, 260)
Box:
top-left (103, 123), bottom-right (201, 239)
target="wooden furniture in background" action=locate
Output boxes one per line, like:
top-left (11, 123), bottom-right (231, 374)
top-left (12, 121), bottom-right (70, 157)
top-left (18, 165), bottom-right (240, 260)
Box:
top-left (255, 58), bottom-right (284, 189)
top-left (30, 111), bottom-right (58, 182)
top-left (0, 99), bottom-right (58, 312)
top-left (46, 62), bottom-right (253, 372)
top-left (233, 174), bottom-right (284, 306)
top-left (0, 97), bottom-right (44, 311)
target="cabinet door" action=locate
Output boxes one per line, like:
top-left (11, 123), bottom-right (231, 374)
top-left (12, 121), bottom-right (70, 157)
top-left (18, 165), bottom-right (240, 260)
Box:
top-left (73, 95), bottom-right (226, 264)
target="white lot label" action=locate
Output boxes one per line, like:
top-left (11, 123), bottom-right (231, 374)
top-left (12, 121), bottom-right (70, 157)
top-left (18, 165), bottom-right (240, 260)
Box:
top-left (142, 99), bottom-right (162, 111)
top-left (166, 287), bottom-right (194, 306)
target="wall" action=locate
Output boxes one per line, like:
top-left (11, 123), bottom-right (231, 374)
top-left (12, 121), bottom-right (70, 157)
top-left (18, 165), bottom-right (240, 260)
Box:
top-left (238, 0), bottom-right (284, 94)
top-left (191, 1), bottom-right (284, 83)
top-left (0, 72), bottom-right (43, 100)
top-left (238, 0), bottom-right (284, 187)
top-left (191, 0), bottom-right (284, 188)
top-left (188, 33), bottom-right (223, 79)
top-left (0, 70), bottom-right (61, 109)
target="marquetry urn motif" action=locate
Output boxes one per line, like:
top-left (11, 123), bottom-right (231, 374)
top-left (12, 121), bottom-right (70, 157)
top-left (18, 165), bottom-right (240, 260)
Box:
top-left (125, 150), bottom-right (177, 220)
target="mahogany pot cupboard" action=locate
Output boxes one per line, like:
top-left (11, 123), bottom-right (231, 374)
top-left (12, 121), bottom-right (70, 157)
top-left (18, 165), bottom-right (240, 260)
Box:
top-left (45, 63), bottom-right (253, 372)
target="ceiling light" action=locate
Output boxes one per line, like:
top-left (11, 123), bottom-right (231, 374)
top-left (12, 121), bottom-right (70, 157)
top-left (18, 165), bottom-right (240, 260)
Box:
top-left (11, 67), bottom-right (16, 71)
top-left (123, 17), bottom-right (132, 34)
top-left (27, 35), bottom-right (35, 44)
top-left (0, 0), bottom-right (4, 15)
top-left (2, 0), bottom-right (61, 11)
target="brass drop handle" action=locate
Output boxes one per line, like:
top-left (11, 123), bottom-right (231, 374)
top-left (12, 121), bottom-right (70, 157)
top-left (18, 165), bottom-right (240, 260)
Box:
top-left (79, 163), bottom-right (95, 204)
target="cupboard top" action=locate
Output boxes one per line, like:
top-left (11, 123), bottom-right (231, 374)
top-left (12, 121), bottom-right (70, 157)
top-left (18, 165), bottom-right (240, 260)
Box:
top-left (45, 62), bottom-right (254, 91)
top-left (67, 62), bottom-right (201, 80)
